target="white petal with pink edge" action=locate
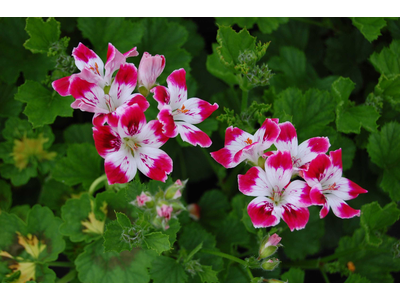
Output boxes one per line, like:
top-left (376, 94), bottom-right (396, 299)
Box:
top-left (151, 85), bottom-right (171, 110)
top-left (137, 120), bottom-right (169, 149)
top-left (135, 147), bottom-right (173, 182)
top-left (108, 63), bottom-right (138, 108)
top-left (280, 203), bottom-right (310, 231)
top-left (283, 180), bottom-right (312, 207)
top-left (265, 151), bottom-right (293, 191)
top-left (297, 137), bottom-right (330, 168)
top-left (93, 125), bottom-right (121, 159)
top-left (330, 177), bottom-right (368, 201)
top-left (117, 104), bottom-right (146, 139)
top-left (238, 166), bottom-right (271, 197)
top-left (176, 122), bottom-right (212, 148)
top-left (104, 147), bottom-right (137, 185)
top-left (325, 194), bottom-right (360, 219)
top-left (275, 122), bottom-right (298, 156)
top-left (166, 69), bottom-right (187, 109)
top-left (253, 118), bottom-right (280, 151)
top-left (247, 197), bottom-right (281, 228)
top-left (173, 98), bottom-right (219, 125)
top-left (158, 106), bottom-right (178, 138)
top-left (72, 43), bottom-right (104, 79)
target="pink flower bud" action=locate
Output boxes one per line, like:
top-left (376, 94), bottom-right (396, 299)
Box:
top-left (259, 233), bottom-right (282, 259)
top-left (138, 52), bottom-right (165, 95)
top-left (261, 258), bottom-right (280, 271)
top-left (188, 203), bottom-right (201, 221)
top-left (157, 204), bottom-right (173, 221)
top-left (135, 192), bottom-right (152, 207)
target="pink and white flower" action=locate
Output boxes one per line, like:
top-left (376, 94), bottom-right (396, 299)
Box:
top-left (302, 149), bottom-right (367, 219)
top-left (238, 151), bottom-right (311, 231)
top-left (151, 69), bottom-right (219, 147)
top-left (269, 121), bottom-right (330, 174)
top-left (69, 63), bottom-right (149, 126)
top-left (211, 118), bottom-right (280, 168)
top-left (134, 192), bottom-right (153, 207)
top-left (156, 204), bottom-right (173, 229)
top-left (52, 42), bottom-right (138, 96)
top-left (93, 104), bottom-right (172, 184)
top-left (137, 52), bottom-right (166, 96)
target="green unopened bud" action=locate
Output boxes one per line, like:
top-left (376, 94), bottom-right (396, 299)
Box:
top-left (259, 233), bottom-right (282, 259)
top-left (170, 201), bottom-right (186, 211)
top-left (261, 258), bottom-right (280, 271)
top-left (164, 179), bottom-right (188, 200)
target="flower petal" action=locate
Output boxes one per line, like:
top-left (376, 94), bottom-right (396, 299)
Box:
top-left (284, 180), bottom-right (312, 207)
top-left (326, 194), bottom-right (360, 219)
top-left (69, 77), bottom-right (108, 114)
top-left (296, 137), bottom-right (330, 168)
top-left (138, 52), bottom-right (166, 91)
top-left (158, 106), bottom-right (178, 138)
top-left (104, 148), bottom-right (137, 185)
top-left (72, 43), bottom-right (104, 78)
top-left (52, 75), bottom-right (72, 96)
top-left (265, 151), bottom-right (293, 191)
top-left (238, 166), bottom-right (271, 197)
top-left (137, 120), bottom-right (169, 148)
top-left (93, 125), bottom-right (121, 158)
top-left (247, 197), bottom-right (280, 228)
top-left (166, 68), bottom-right (187, 109)
top-left (210, 147), bottom-right (234, 168)
top-left (108, 63), bottom-right (138, 108)
top-left (123, 47), bottom-right (139, 58)
top-left (309, 184), bottom-right (326, 205)
top-left (331, 177), bottom-right (368, 200)
top-left (151, 85), bottom-right (171, 110)
top-left (281, 203), bottom-right (309, 231)
top-left (136, 147), bottom-right (173, 182)
top-left (254, 118), bottom-right (280, 151)
top-left (176, 122), bottom-right (212, 147)
top-left (303, 153), bottom-right (332, 187)
top-left (275, 121), bottom-right (298, 156)
top-left (118, 104), bottom-right (146, 138)
top-left (173, 98), bottom-right (218, 125)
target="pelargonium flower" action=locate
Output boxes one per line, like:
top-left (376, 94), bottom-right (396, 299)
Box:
top-left (302, 149), bottom-right (367, 219)
top-left (267, 121), bottom-right (330, 174)
top-left (156, 204), bottom-right (173, 230)
top-left (69, 63), bottom-right (149, 126)
top-left (238, 151), bottom-right (311, 231)
top-left (211, 118), bottom-right (280, 168)
top-left (137, 52), bottom-right (166, 96)
top-left (52, 42), bottom-right (138, 96)
top-left (93, 103), bottom-right (172, 184)
top-left (151, 69), bottom-right (218, 147)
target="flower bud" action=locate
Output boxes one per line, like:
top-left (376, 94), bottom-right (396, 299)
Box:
top-left (137, 52), bottom-right (165, 96)
top-left (188, 203), bottom-right (200, 221)
top-left (258, 233), bottom-right (282, 259)
top-left (134, 191), bottom-right (153, 207)
top-left (164, 179), bottom-right (188, 200)
top-left (261, 258), bottom-right (280, 271)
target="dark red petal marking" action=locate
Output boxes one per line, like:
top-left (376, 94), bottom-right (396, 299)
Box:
top-left (247, 200), bottom-right (279, 228)
top-left (330, 149), bottom-right (342, 170)
top-left (335, 202), bottom-right (360, 219)
top-left (238, 167), bottom-right (264, 195)
top-left (281, 204), bottom-right (309, 231)
top-left (119, 104), bottom-right (146, 136)
top-left (179, 124), bottom-right (212, 147)
top-left (309, 185), bottom-right (326, 205)
top-left (210, 148), bottom-right (234, 168)
top-left (304, 154), bottom-right (331, 182)
top-left (167, 68), bottom-right (187, 91)
top-left (347, 179), bottom-right (368, 198)
top-left (267, 150), bottom-right (292, 171)
top-left (260, 118), bottom-right (280, 143)
top-left (52, 75), bottom-right (71, 96)
top-left (158, 108), bottom-right (178, 138)
top-left (72, 43), bottom-right (97, 63)
top-left (307, 137), bottom-right (330, 154)
top-left (225, 126), bottom-right (246, 145)
top-left (93, 126), bottom-right (121, 158)
top-left (105, 159), bottom-right (129, 184)
top-left (151, 85), bottom-right (170, 106)
top-left (277, 122), bottom-right (297, 142)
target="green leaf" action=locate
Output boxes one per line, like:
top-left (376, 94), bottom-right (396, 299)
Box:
top-left (149, 255), bottom-right (188, 283)
top-left (76, 239), bottom-right (155, 283)
top-left (206, 44), bottom-right (240, 87)
top-left (60, 193), bottom-right (106, 242)
top-left (336, 228), bottom-right (400, 282)
top-left (0, 82), bottom-right (22, 118)
top-left (281, 268), bottom-right (305, 283)
top-left (198, 189), bottom-right (230, 229)
top-left (103, 220), bottom-right (132, 253)
top-left (24, 17), bottom-right (61, 54)
top-left (388, 19), bottom-right (400, 39)
top-left (370, 39), bottom-right (400, 76)
top-left (324, 29), bottom-right (373, 93)
top-left (38, 179), bottom-right (72, 212)
top-left (52, 143), bottom-right (103, 189)
top-left (257, 17), bottom-right (289, 34)
top-left (332, 77), bottom-right (380, 134)
top-left (215, 17), bottom-right (258, 30)
top-left (63, 123), bottom-right (94, 145)
top-left (367, 122), bottom-right (400, 201)
top-left (374, 74), bottom-right (400, 110)
top-left (0, 18), bottom-right (55, 85)
top-left (77, 17), bottom-right (144, 59)
top-left (273, 87), bottom-right (335, 141)
top-left (350, 17), bottom-right (387, 42)
top-left (0, 180), bottom-right (12, 212)
top-left (280, 206), bottom-right (325, 260)
top-left (198, 265), bottom-right (219, 283)
top-left (143, 232), bottom-right (171, 255)
top-left (164, 218), bottom-right (181, 246)
top-left (345, 273), bottom-right (371, 283)
top-left (216, 213), bottom-right (250, 252)
top-left (137, 18), bottom-right (191, 84)
top-left (15, 80), bottom-right (73, 128)
top-left (360, 202), bottom-right (400, 246)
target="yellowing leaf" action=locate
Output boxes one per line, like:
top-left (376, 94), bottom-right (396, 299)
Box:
top-left (16, 232), bottom-right (46, 259)
top-left (12, 133), bottom-right (56, 171)
top-left (81, 200), bottom-right (107, 235)
top-left (8, 262), bottom-right (36, 283)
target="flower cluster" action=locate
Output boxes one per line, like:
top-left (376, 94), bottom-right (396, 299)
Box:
top-left (211, 119), bottom-right (367, 231)
top-left (53, 43), bottom-right (218, 185)
top-left (130, 179), bottom-right (188, 230)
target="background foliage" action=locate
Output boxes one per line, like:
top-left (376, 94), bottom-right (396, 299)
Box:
top-left (0, 17), bottom-right (400, 283)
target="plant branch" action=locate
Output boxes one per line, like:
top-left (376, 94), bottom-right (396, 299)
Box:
top-left (88, 174), bottom-right (108, 196)
top-left (57, 270), bottom-right (77, 283)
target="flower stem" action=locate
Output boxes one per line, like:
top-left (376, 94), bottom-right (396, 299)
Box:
top-left (57, 270), bottom-right (77, 283)
top-left (88, 174), bottom-right (108, 196)
top-left (320, 268), bottom-right (330, 283)
top-left (47, 261), bottom-right (74, 268)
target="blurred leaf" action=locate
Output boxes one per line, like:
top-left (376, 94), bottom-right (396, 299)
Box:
top-left (24, 17), bottom-right (61, 54)
top-left (350, 17), bottom-right (387, 42)
top-left (257, 17), bottom-right (289, 34)
top-left (0, 180), bottom-right (12, 212)
top-left (281, 268), bottom-right (305, 283)
top-left (370, 39), bottom-right (400, 76)
top-left (215, 17), bottom-right (258, 30)
top-left (52, 143), bottom-right (102, 189)
top-left (0, 82), bottom-right (22, 118)
top-left (150, 255), bottom-right (188, 283)
top-left (38, 179), bottom-right (72, 213)
top-left (143, 232), bottom-right (171, 255)
top-left (63, 123), bottom-right (94, 145)
top-left (15, 80), bottom-right (73, 128)
top-left (345, 273), bottom-right (371, 283)
top-left (198, 265), bottom-right (219, 283)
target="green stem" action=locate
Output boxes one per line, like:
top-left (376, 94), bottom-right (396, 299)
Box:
top-left (241, 89), bottom-right (249, 112)
top-left (246, 267), bottom-right (254, 281)
top-left (88, 174), bottom-right (108, 196)
top-left (47, 261), bottom-right (74, 268)
top-left (320, 268), bottom-right (330, 283)
top-left (57, 270), bottom-right (77, 283)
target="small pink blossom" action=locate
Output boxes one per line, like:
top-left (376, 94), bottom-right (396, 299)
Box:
top-left (135, 192), bottom-right (152, 207)
top-left (137, 52), bottom-right (166, 95)
top-left (156, 204), bottom-right (173, 229)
